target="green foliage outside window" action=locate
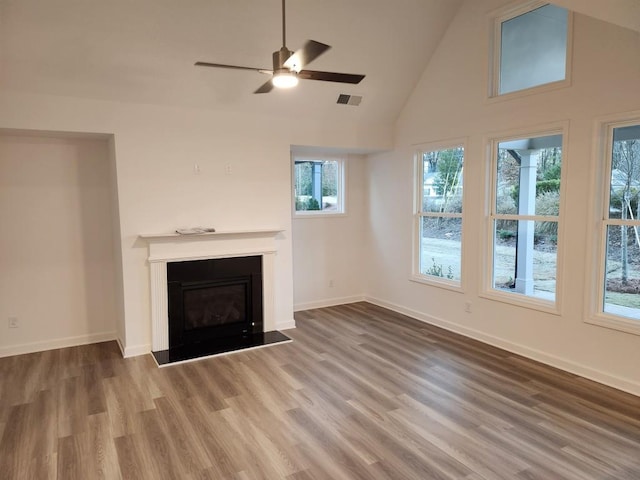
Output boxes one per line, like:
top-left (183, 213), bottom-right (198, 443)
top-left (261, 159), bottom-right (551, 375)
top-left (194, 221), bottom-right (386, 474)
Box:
top-left (433, 150), bottom-right (462, 197)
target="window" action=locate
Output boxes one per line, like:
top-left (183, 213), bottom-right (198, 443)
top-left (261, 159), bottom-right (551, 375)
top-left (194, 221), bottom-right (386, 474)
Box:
top-left (597, 121), bottom-right (640, 327)
top-left (414, 145), bottom-right (464, 287)
top-left (293, 157), bottom-right (344, 215)
top-left (491, 2), bottom-right (570, 97)
top-left (488, 131), bottom-right (564, 307)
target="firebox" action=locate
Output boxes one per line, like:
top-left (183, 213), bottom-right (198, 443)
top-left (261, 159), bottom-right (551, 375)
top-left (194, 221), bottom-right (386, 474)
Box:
top-left (167, 256), bottom-right (263, 350)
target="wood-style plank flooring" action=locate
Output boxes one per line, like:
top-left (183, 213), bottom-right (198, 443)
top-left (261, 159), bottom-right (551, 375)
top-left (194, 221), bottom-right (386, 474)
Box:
top-left (1, 302), bottom-right (639, 479)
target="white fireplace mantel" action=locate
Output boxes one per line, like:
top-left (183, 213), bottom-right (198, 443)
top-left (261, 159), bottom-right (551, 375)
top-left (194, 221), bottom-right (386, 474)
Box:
top-left (140, 229), bottom-right (284, 351)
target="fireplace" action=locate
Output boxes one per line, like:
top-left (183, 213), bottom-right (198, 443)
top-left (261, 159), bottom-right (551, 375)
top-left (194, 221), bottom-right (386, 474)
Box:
top-left (167, 256), bottom-right (263, 349)
top-left (140, 229), bottom-right (293, 366)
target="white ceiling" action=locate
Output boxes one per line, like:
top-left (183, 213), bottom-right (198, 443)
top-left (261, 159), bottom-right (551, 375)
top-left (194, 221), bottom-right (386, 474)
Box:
top-left (0, 0), bottom-right (636, 129)
top-left (551, 0), bottom-right (640, 33)
top-left (0, 0), bottom-right (464, 126)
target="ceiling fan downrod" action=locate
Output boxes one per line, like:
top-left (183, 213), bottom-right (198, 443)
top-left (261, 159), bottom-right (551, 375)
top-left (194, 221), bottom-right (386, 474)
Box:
top-left (282, 0), bottom-right (287, 48)
top-left (274, 0), bottom-right (294, 73)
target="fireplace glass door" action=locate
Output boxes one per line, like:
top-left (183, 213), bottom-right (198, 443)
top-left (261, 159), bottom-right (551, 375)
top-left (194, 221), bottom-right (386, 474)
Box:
top-left (167, 256), bottom-right (263, 350)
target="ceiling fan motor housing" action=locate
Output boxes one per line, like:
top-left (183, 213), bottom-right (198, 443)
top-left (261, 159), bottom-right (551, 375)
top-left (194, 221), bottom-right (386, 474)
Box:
top-left (274, 47), bottom-right (295, 72)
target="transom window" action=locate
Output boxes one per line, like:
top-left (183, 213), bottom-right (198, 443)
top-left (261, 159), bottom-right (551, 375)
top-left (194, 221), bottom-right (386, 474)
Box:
top-left (488, 131), bottom-right (564, 307)
top-left (413, 145), bottom-right (464, 287)
top-left (491, 2), bottom-right (570, 97)
top-left (293, 157), bottom-right (344, 215)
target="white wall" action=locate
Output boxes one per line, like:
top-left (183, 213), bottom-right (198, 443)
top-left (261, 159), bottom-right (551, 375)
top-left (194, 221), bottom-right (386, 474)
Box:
top-left (0, 134), bottom-right (118, 355)
top-left (366, 0), bottom-right (640, 395)
top-left (0, 92), bottom-right (392, 356)
top-left (293, 154), bottom-right (368, 310)
top-left (107, 136), bottom-right (127, 348)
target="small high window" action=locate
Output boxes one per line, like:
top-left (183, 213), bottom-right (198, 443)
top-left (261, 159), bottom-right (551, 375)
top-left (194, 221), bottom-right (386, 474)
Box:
top-left (293, 157), bottom-right (344, 215)
top-left (492, 2), bottom-right (570, 97)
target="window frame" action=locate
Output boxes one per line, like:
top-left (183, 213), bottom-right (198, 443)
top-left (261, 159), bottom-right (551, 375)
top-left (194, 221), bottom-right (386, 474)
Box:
top-left (411, 139), bottom-right (467, 292)
top-left (482, 123), bottom-right (568, 314)
top-left (488, 0), bottom-right (573, 101)
top-left (587, 113), bottom-right (640, 336)
top-left (291, 155), bottom-right (346, 218)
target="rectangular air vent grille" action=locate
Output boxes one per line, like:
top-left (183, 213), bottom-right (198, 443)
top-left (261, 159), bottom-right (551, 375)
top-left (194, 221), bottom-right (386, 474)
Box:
top-left (337, 94), bottom-right (362, 106)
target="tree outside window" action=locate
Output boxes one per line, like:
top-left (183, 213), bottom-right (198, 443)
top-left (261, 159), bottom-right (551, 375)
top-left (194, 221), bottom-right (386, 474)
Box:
top-left (602, 124), bottom-right (640, 320)
top-left (415, 146), bottom-right (464, 285)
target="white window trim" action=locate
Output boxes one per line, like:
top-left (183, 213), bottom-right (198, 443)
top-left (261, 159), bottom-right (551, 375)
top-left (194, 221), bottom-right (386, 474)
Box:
top-left (586, 112), bottom-right (640, 336)
top-left (411, 139), bottom-right (467, 292)
top-left (291, 154), bottom-right (347, 218)
top-left (481, 122), bottom-right (569, 314)
top-left (487, 0), bottom-right (574, 102)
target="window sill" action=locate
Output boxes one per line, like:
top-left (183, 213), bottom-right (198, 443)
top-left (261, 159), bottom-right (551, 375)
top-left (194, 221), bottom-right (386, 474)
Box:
top-left (410, 274), bottom-right (463, 293)
top-left (585, 314), bottom-right (640, 337)
top-left (293, 212), bottom-right (347, 219)
top-left (479, 289), bottom-right (560, 316)
top-left (486, 78), bottom-right (571, 105)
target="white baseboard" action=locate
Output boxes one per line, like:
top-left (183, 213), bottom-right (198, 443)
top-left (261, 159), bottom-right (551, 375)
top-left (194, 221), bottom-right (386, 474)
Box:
top-left (365, 296), bottom-right (640, 397)
top-left (0, 331), bottom-right (117, 358)
top-left (116, 337), bottom-right (126, 357)
top-left (275, 319), bottom-right (297, 330)
top-left (294, 295), bottom-right (366, 312)
top-left (122, 343), bottom-right (151, 358)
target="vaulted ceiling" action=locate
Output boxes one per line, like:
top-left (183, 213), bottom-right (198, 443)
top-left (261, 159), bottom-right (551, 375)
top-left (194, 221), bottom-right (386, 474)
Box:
top-left (0, 0), bottom-right (463, 126)
top-left (0, 0), bottom-right (637, 128)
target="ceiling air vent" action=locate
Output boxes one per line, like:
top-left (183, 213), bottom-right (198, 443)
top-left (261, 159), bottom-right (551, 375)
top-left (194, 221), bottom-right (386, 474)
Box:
top-left (337, 94), bottom-right (362, 106)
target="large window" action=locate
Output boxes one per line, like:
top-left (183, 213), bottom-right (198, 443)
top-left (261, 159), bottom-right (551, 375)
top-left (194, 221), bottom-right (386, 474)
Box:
top-left (293, 157), bottom-right (344, 215)
top-left (488, 131), bottom-right (564, 307)
top-left (414, 145), bottom-right (464, 287)
top-left (491, 2), bottom-right (570, 97)
top-left (598, 121), bottom-right (640, 326)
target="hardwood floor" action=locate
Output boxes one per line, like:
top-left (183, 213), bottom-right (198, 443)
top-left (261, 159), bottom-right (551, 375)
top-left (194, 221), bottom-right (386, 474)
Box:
top-left (1, 302), bottom-right (639, 479)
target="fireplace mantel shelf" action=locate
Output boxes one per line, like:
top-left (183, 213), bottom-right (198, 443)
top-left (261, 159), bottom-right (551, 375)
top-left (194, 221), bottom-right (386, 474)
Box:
top-left (140, 228), bottom-right (284, 264)
top-left (140, 228), bottom-right (284, 242)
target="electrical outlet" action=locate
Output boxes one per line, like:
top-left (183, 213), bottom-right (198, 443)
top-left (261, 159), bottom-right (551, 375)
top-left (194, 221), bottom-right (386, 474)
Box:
top-left (193, 163), bottom-right (201, 174)
top-left (225, 163), bottom-right (232, 175)
top-left (464, 302), bottom-right (472, 313)
top-left (8, 317), bottom-right (18, 328)
top-left (328, 280), bottom-right (334, 288)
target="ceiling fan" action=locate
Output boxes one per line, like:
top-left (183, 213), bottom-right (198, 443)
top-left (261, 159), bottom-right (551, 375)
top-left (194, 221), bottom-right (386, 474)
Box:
top-left (195, 0), bottom-right (365, 94)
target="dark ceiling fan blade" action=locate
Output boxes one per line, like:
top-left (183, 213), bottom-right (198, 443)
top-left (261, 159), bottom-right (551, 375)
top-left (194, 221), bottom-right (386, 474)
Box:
top-left (254, 80), bottom-right (274, 94)
top-left (298, 70), bottom-right (365, 84)
top-left (283, 40), bottom-right (331, 72)
top-left (195, 61), bottom-right (272, 74)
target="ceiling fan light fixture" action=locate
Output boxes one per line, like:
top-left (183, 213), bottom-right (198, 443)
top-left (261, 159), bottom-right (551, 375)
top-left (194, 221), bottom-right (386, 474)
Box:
top-left (272, 71), bottom-right (299, 89)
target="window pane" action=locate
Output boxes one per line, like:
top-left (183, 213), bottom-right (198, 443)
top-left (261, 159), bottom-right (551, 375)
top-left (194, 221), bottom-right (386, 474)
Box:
top-left (604, 225), bottom-right (640, 320)
top-left (422, 148), bottom-right (464, 213)
top-left (499, 4), bottom-right (568, 95)
top-left (294, 160), bottom-right (341, 213)
top-left (496, 135), bottom-right (562, 216)
top-left (420, 217), bottom-right (462, 281)
top-left (493, 220), bottom-right (557, 300)
top-left (608, 125), bottom-right (640, 220)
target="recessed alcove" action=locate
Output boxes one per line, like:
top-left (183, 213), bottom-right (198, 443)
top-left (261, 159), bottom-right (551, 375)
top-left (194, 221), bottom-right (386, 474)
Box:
top-left (0, 131), bottom-right (121, 356)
